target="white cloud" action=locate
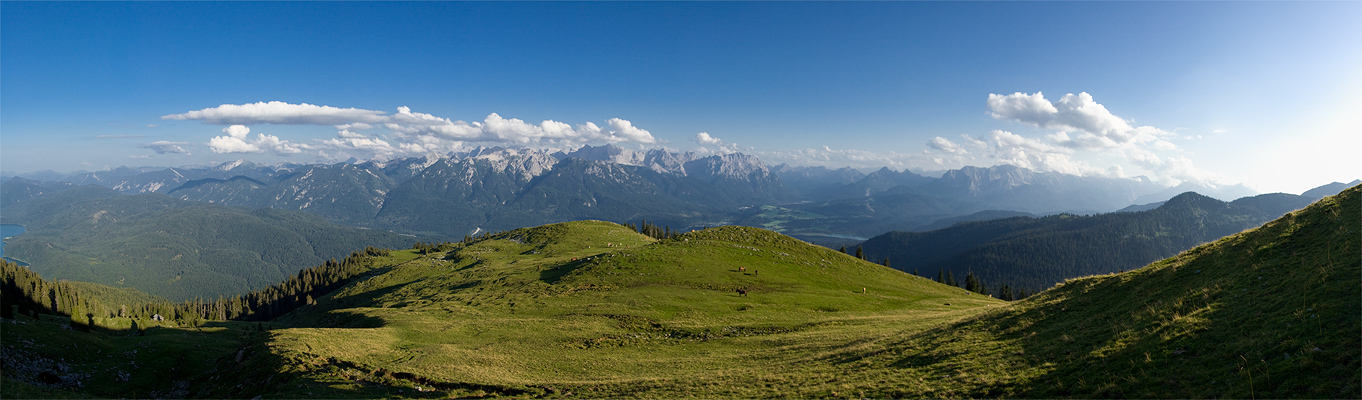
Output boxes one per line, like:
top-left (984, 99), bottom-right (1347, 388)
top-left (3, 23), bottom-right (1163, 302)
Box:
top-left (605, 118), bottom-right (656, 143)
top-left (987, 91), bottom-right (1171, 150)
top-left (927, 137), bottom-right (969, 155)
top-left (336, 122), bottom-right (374, 131)
top-left (693, 132), bottom-right (740, 153)
top-left (695, 132), bottom-right (722, 145)
top-left (163, 101), bottom-right (389, 125)
top-left (223, 124), bottom-right (250, 139)
top-left (386, 109), bottom-right (658, 146)
top-left (139, 141), bottom-right (191, 155)
top-left (758, 145), bottom-right (937, 171)
top-left (931, 90), bottom-right (1233, 185)
top-left (986, 91), bottom-right (1057, 124)
top-left (322, 136), bottom-right (396, 153)
top-left (1127, 149), bottom-right (1227, 186)
top-left (167, 101), bottom-right (665, 160)
top-left (981, 130), bottom-right (1102, 176)
top-left (207, 125), bottom-right (305, 155)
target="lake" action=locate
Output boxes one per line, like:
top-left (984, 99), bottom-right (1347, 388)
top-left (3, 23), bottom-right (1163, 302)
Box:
top-left (1, 223), bottom-right (26, 260)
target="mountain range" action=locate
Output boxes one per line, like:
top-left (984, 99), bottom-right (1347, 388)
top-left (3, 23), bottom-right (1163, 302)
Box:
top-left (3, 145), bottom-right (1290, 240)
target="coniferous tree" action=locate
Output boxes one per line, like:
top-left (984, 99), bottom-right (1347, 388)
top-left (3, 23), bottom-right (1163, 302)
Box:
top-left (839, 246), bottom-right (847, 254)
top-left (946, 271), bottom-right (957, 287)
top-left (936, 270), bottom-right (944, 283)
top-left (855, 246), bottom-right (865, 260)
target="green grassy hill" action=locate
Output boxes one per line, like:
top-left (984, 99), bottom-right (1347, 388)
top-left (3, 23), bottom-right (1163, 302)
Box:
top-left (3, 186), bottom-right (1357, 398)
top-left (241, 221), bottom-right (999, 398)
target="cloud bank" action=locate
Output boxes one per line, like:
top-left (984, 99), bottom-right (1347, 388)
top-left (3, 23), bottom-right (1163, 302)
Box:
top-left (166, 102), bottom-right (660, 160)
top-left (918, 91), bottom-right (1223, 185)
top-left (163, 101), bottom-right (389, 125)
top-left (139, 141), bottom-right (191, 155)
top-left (692, 132), bottom-right (740, 154)
top-left (208, 125), bottom-right (304, 155)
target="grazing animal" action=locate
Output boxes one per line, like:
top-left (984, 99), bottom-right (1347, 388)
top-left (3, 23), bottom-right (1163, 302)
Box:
top-left (739, 266), bottom-right (746, 272)
top-left (736, 288), bottom-right (748, 297)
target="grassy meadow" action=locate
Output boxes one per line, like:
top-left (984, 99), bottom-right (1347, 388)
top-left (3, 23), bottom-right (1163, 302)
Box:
top-left (3, 187), bottom-right (1358, 398)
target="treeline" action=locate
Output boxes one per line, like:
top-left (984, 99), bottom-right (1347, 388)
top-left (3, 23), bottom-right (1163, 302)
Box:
top-left (624, 219), bottom-right (681, 240)
top-left (831, 244), bottom-right (1030, 301)
top-left (0, 246), bottom-right (392, 329)
top-left (926, 269), bottom-right (1030, 301)
top-left (412, 228), bottom-right (510, 255)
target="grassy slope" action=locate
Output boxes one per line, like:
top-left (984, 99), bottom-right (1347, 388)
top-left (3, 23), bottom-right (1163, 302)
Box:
top-left (249, 188), bottom-right (1359, 398)
top-left (243, 221), bottom-right (1002, 398)
top-left (5, 186), bottom-right (1355, 398)
top-left (817, 185), bottom-right (1361, 398)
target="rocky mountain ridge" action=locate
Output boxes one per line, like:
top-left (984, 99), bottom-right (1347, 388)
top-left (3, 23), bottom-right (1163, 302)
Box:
top-left (6, 145), bottom-right (1335, 239)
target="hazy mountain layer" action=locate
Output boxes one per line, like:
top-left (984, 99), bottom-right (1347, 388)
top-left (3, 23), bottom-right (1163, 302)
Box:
top-left (859, 190), bottom-right (1326, 293)
top-left (1, 187), bottom-right (416, 300)
top-left (12, 146), bottom-right (1346, 242)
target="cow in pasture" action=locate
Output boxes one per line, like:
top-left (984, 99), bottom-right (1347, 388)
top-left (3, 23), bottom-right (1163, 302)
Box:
top-left (736, 288), bottom-right (748, 297)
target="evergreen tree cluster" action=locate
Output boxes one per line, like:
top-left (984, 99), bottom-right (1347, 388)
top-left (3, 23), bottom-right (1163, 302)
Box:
top-left (2, 260), bottom-right (102, 328)
top-left (625, 219), bottom-right (679, 240)
top-left (413, 240), bottom-right (459, 255)
top-left (926, 268), bottom-right (1031, 301)
top-left (1, 246), bottom-right (392, 328)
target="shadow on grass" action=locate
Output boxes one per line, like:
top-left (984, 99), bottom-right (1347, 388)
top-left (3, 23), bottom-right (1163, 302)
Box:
top-left (870, 191), bottom-right (1361, 398)
top-left (539, 257), bottom-right (591, 284)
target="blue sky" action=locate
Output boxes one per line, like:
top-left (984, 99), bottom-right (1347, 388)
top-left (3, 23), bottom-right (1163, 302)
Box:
top-left (2, 1), bottom-right (1358, 194)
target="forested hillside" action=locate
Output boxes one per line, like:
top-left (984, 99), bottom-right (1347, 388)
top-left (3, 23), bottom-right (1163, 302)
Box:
top-left (1, 188), bottom-right (417, 300)
top-left (860, 190), bottom-right (1323, 294)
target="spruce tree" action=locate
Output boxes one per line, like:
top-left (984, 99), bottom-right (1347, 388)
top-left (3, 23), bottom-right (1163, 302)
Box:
top-left (839, 246), bottom-right (847, 254)
top-left (855, 246), bottom-right (865, 260)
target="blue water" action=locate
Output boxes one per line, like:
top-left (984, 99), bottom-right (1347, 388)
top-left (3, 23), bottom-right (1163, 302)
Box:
top-left (1, 224), bottom-right (25, 258)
